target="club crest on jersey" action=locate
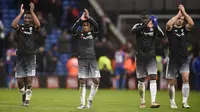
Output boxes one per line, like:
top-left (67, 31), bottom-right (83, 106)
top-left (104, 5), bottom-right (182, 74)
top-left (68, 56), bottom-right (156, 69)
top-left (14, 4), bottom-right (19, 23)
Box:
top-left (80, 32), bottom-right (93, 39)
top-left (88, 32), bottom-right (91, 35)
top-left (82, 35), bottom-right (93, 39)
top-left (150, 28), bottom-right (153, 31)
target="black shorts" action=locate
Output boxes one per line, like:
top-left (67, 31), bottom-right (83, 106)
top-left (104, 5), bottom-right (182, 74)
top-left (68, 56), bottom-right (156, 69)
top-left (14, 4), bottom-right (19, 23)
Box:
top-left (78, 59), bottom-right (101, 78)
top-left (136, 56), bottom-right (157, 78)
top-left (166, 57), bottom-right (190, 79)
top-left (15, 55), bottom-right (36, 78)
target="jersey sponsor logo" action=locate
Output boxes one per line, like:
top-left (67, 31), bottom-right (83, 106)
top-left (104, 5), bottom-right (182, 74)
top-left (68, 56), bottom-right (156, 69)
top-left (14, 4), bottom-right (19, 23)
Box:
top-left (22, 26), bottom-right (33, 35)
top-left (174, 28), bottom-right (185, 37)
top-left (82, 35), bottom-right (93, 39)
top-left (142, 31), bottom-right (154, 36)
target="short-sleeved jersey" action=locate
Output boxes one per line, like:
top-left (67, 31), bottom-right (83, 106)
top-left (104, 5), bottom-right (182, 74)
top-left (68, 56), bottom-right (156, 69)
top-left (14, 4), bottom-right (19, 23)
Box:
top-left (132, 23), bottom-right (164, 56)
top-left (74, 31), bottom-right (97, 59)
top-left (14, 24), bottom-right (38, 56)
top-left (166, 25), bottom-right (189, 59)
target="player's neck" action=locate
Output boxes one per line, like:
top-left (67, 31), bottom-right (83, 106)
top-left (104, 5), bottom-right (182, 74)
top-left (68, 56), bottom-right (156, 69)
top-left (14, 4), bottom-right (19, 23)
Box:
top-left (174, 24), bottom-right (183, 28)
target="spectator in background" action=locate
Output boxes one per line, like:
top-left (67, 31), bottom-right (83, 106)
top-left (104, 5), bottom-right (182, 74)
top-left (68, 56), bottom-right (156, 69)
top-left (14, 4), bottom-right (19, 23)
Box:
top-left (98, 56), bottom-right (113, 73)
top-left (99, 64), bottom-right (112, 89)
top-left (36, 47), bottom-right (47, 75)
top-left (58, 29), bottom-right (71, 53)
top-left (114, 46), bottom-right (127, 89)
top-left (0, 20), bottom-right (5, 57)
top-left (95, 37), bottom-right (115, 60)
top-left (192, 52), bottom-right (200, 90)
top-left (124, 57), bottom-right (136, 89)
top-left (0, 59), bottom-right (6, 87)
top-left (46, 44), bottom-right (58, 74)
top-left (98, 56), bottom-right (113, 88)
top-left (0, 20), bottom-right (5, 39)
top-left (66, 55), bottom-right (78, 77)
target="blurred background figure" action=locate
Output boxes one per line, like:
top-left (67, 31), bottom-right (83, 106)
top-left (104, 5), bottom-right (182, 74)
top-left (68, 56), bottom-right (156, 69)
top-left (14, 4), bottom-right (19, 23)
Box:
top-left (114, 46), bottom-right (127, 89)
top-left (98, 56), bottom-right (113, 89)
top-left (192, 52), bottom-right (200, 91)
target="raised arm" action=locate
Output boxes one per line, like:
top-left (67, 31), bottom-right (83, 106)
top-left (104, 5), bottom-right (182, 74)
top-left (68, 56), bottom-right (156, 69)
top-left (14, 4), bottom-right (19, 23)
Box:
top-left (131, 23), bottom-right (145, 34)
top-left (71, 18), bottom-right (82, 36)
top-left (88, 17), bottom-right (99, 33)
top-left (30, 2), bottom-right (40, 30)
top-left (11, 4), bottom-right (24, 30)
top-left (179, 4), bottom-right (194, 31)
top-left (71, 12), bottom-right (87, 36)
top-left (166, 11), bottom-right (181, 31)
top-left (157, 25), bottom-right (165, 37)
top-left (84, 9), bottom-right (99, 33)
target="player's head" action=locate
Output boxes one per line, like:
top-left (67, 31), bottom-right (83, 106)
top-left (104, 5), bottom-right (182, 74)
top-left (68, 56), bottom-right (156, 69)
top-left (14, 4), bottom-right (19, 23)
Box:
top-left (82, 20), bottom-right (91, 32)
top-left (24, 11), bottom-right (33, 25)
top-left (176, 14), bottom-right (185, 26)
top-left (140, 11), bottom-right (150, 24)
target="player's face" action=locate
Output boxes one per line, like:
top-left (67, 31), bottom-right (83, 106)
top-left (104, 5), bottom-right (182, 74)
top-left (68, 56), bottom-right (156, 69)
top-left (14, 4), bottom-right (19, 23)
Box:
top-left (82, 22), bottom-right (91, 32)
top-left (176, 16), bottom-right (184, 26)
top-left (24, 14), bottom-right (33, 25)
top-left (141, 15), bottom-right (149, 24)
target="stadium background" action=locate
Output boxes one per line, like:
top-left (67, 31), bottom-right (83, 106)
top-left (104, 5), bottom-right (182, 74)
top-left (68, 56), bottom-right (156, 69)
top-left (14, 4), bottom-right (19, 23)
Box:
top-left (0, 0), bottom-right (200, 90)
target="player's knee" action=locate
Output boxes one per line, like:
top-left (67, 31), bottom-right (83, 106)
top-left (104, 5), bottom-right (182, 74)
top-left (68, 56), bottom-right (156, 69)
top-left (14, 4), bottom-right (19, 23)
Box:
top-left (182, 77), bottom-right (189, 83)
top-left (17, 78), bottom-right (24, 89)
top-left (182, 74), bottom-right (189, 83)
top-left (149, 74), bottom-right (157, 80)
top-left (79, 78), bottom-right (86, 84)
top-left (92, 78), bottom-right (100, 85)
top-left (138, 77), bottom-right (145, 83)
top-left (168, 79), bottom-right (176, 85)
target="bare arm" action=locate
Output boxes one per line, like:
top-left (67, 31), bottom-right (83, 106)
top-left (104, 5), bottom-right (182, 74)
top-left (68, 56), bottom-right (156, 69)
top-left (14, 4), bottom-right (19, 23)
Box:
top-left (30, 2), bottom-right (40, 30)
top-left (12, 4), bottom-right (24, 30)
top-left (179, 4), bottom-right (194, 31)
top-left (166, 11), bottom-right (181, 31)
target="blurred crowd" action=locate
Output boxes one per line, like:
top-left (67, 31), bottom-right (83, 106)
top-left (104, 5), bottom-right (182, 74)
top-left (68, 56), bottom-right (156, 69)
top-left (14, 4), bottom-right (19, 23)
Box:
top-left (0, 0), bottom-right (199, 90)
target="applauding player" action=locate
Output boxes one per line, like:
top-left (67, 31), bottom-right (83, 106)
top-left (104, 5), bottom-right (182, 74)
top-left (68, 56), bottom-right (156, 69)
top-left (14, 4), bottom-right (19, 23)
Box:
top-left (71, 9), bottom-right (100, 109)
top-left (131, 11), bottom-right (164, 108)
top-left (166, 4), bottom-right (194, 109)
top-left (12, 2), bottom-right (40, 106)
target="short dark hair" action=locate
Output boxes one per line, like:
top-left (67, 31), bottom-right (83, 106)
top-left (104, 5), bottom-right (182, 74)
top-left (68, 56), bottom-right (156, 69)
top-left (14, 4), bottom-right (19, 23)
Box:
top-left (82, 20), bottom-right (91, 27)
top-left (24, 10), bottom-right (31, 15)
top-left (140, 11), bottom-right (149, 17)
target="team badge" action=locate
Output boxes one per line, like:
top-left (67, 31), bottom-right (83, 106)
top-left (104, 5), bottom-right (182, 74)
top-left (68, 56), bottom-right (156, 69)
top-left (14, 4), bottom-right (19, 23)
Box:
top-left (29, 27), bottom-right (33, 31)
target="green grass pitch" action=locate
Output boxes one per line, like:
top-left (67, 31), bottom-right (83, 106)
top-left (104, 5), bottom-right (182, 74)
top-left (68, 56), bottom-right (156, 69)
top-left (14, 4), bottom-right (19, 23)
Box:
top-left (0, 89), bottom-right (200, 112)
